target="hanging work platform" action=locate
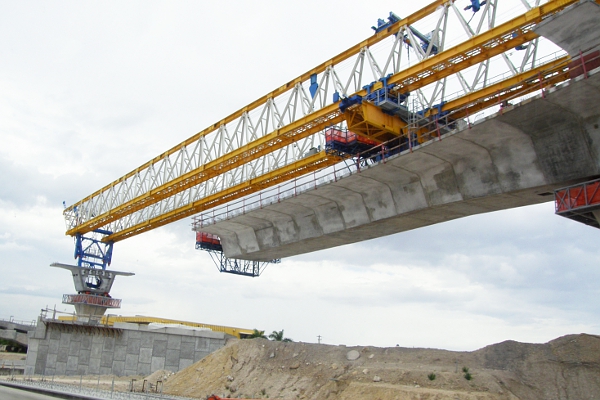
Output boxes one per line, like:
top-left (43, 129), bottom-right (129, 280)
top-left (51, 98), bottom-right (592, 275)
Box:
top-left (555, 178), bottom-right (600, 229)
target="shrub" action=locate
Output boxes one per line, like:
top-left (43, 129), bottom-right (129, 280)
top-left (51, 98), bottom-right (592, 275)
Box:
top-left (428, 373), bottom-right (436, 381)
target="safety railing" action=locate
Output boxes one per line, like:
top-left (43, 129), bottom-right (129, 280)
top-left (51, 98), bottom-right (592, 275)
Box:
top-left (193, 50), bottom-right (600, 231)
top-left (62, 294), bottom-right (122, 309)
top-left (40, 307), bottom-right (110, 327)
top-left (0, 375), bottom-right (195, 400)
top-left (0, 317), bottom-right (36, 327)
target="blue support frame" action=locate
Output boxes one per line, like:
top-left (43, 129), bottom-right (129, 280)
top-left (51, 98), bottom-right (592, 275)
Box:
top-left (74, 229), bottom-right (114, 270)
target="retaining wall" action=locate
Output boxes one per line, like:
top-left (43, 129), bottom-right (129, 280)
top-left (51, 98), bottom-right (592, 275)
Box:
top-left (24, 318), bottom-right (229, 376)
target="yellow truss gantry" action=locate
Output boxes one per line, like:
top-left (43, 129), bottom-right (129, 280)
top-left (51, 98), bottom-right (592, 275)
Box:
top-left (65, 0), bottom-right (583, 243)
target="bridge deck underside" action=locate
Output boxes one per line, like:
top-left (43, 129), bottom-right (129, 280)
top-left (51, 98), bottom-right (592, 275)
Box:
top-left (199, 69), bottom-right (600, 262)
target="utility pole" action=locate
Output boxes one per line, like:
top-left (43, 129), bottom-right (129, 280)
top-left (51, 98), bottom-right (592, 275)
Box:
top-left (317, 335), bottom-right (322, 344)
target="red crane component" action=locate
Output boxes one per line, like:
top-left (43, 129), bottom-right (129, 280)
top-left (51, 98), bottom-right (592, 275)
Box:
top-left (196, 232), bottom-right (222, 247)
top-left (325, 127), bottom-right (379, 147)
top-left (555, 178), bottom-right (600, 229)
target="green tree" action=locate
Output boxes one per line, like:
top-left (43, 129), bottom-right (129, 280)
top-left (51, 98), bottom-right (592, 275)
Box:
top-left (246, 329), bottom-right (267, 339)
top-left (269, 329), bottom-right (292, 342)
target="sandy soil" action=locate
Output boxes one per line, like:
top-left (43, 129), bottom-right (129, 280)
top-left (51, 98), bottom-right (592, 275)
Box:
top-left (162, 333), bottom-right (600, 400)
top-left (0, 353), bottom-right (26, 362)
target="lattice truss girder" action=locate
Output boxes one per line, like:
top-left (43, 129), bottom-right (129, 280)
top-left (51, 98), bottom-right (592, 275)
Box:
top-left (64, 0), bottom-right (570, 242)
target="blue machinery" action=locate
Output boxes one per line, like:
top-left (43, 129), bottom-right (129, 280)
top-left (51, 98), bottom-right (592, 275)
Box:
top-left (74, 229), bottom-right (114, 270)
top-left (372, 12), bottom-right (439, 55)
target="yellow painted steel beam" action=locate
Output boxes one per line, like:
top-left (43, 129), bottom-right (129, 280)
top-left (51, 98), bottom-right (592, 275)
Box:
top-left (375, 0), bottom-right (580, 96)
top-left (450, 64), bottom-right (573, 120)
top-left (68, 0), bottom-right (578, 239)
top-left (335, 1), bottom-right (578, 143)
top-left (65, 0), bottom-right (447, 216)
top-left (66, 105), bottom-right (344, 237)
top-left (105, 150), bottom-right (345, 242)
top-left (72, 52), bottom-right (570, 238)
top-left (424, 56), bottom-right (571, 118)
top-left (345, 102), bottom-right (407, 142)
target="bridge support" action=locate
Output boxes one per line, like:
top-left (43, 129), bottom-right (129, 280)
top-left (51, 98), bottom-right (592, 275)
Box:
top-left (51, 263), bottom-right (134, 319)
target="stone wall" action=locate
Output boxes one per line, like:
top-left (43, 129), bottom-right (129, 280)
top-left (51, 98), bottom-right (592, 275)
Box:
top-left (25, 318), bottom-right (229, 376)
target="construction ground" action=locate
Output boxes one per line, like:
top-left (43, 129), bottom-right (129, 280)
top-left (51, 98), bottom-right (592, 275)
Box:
top-left (2, 333), bottom-right (599, 399)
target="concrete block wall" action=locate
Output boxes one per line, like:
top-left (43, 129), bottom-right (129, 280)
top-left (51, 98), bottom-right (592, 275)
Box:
top-left (25, 319), bottom-right (228, 376)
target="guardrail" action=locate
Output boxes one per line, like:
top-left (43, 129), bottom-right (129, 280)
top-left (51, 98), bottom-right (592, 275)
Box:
top-left (0, 317), bottom-right (36, 328)
top-left (193, 51), bottom-right (600, 232)
top-left (62, 294), bottom-right (122, 309)
top-left (39, 308), bottom-right (110, 327)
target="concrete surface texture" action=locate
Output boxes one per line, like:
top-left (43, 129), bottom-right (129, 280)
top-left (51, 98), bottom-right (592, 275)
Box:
top-left (534, 0), bottom-right (600, 56)
top-left (24, 319), bottom-right (228, 377)
top-left (203, 66), bottom-right (600, 262)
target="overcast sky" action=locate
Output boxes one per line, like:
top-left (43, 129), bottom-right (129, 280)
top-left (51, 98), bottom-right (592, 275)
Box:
top-left (1, 0), bottom-right (598, 352)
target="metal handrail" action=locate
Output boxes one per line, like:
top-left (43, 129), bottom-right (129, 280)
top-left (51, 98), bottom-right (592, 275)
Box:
top-left (193, 51), bottom-right (600, 231)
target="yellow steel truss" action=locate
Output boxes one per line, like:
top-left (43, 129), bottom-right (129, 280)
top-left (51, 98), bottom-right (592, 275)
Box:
top-left (67, 107), bottom-right (344, 238)
top-left (65, 1), bottom-right (447, 219)
top-left (106, 150), bottom-right (344, 242)
top-left (443, 56), bottom-right (572, 119)
top-left (68, 0), bottom-right (582, 242)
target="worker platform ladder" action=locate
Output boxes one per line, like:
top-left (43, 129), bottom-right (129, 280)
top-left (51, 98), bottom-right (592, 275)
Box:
top-left (554, 178), bottom-right (600, 229)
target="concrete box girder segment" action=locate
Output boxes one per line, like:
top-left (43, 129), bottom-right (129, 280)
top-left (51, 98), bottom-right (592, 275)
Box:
top-left (200, 70), bottom-right (600, 261)
top-left (534, 0), bottom-right (600, 56)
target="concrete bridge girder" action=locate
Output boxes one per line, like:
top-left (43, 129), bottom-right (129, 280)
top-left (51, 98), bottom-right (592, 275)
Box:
top-left (0, 330), bottom-right (28, 347)
top-left (204, 70), bottom-right (600, 262)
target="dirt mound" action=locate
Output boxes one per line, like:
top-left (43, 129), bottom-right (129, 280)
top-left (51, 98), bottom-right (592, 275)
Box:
top-left (145, 369), bottom-right (174, 383)
top-left (163, 334), bottom-right (600, 399)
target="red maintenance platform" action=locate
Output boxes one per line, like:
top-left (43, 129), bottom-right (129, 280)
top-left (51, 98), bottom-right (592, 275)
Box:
top-left (555, 178), bottom-right (600, 229)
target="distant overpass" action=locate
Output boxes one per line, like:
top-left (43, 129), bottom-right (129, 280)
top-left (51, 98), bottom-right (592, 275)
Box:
top-left (0, 319), bottom-right (35, 351)
top-left (196, 2), bottom-right (600, 261)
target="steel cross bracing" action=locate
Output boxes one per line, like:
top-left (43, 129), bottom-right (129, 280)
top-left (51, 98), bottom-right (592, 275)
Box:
top-left (64, 0), bottom-right (579, 244)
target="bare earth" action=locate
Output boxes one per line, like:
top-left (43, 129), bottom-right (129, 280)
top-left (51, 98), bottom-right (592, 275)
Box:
top-left (2, 334), bottom-right (599, 399)
top-left (0, 353), bottom-right (26, 362)
top-left (163, 333), bottom-right (600, 399)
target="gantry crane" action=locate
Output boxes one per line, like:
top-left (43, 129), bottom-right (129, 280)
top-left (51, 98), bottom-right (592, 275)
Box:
top-left (60, 0), bottom-right (589, 301)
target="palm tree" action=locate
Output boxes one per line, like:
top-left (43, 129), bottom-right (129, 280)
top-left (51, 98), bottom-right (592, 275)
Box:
top-left (269, 329), bottom-right (292, 342)
top-left (246, 329), bottom-right (267, 339)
